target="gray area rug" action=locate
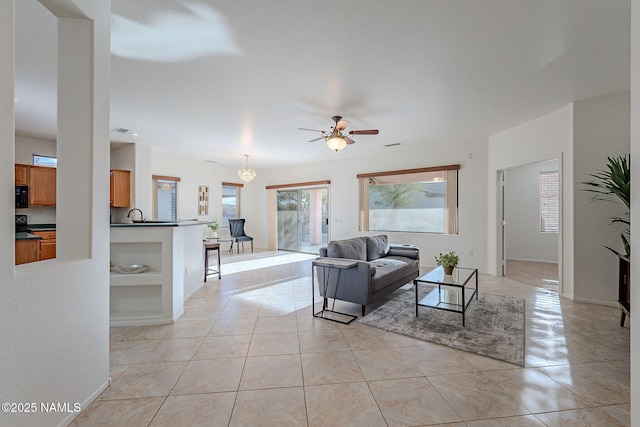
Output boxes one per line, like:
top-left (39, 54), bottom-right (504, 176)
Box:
top-left (358, 288), bottom-right (525, 366)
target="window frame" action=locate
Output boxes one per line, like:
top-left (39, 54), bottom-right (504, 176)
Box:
top-left (32, 154), bottom-right (57, 167)
top-left (222, 182), bottom-right (243, 228)
top-left (152, 175), bottom-right (180, 221)
top-left (539, 170), bottom-right (559, 233)
top-left (357, 164), bottom-right (460, 234)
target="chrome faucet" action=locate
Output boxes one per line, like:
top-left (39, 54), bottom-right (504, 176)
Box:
top-left (127, 208), bottom-right (144, 221)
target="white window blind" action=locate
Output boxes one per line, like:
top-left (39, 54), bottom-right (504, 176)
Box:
top-left (539, 171), bottom-right (559, 233)
top-left (222, 184), bottom-right (241, 227)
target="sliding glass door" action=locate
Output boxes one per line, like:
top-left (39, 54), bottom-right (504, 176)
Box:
top-left (277, 187), bottom-right (328, 253)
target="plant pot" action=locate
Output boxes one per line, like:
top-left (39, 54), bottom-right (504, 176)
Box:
top-left (444, 266), bottom-right (454, 275)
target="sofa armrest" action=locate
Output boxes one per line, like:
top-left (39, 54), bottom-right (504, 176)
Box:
top-left (388, 244), bottom-right (419, 260)
top-left (315, 259), bottom-right (373, 306)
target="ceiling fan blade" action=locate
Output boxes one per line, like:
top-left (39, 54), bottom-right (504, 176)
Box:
top-left (298, 127), bottom-right (325, 133)
top-left (308, 136), bottom-right (325, 142)
top-left (344, 136), bottom-right (356, 145)
top-left (336, 120), bottom-right (350, 131)
top-left (349, 129), bottom-right (379, 135)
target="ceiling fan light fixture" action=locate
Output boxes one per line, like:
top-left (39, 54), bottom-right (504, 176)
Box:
top-left (326, 135), bottom-right (347, 151)
top-left (237, 154), bottom-right (256, 182)
top-left (299, 115), bottom-right (378, 151)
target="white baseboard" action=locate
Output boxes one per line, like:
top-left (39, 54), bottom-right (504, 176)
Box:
top-left (58, 379), bottom-right (109, 427)
top-left (506, 258), bottom-right (559, 264)
top-left (573, 296), bottom-right (618, 307)
top-left (184, 281), bottom-right (204, 302)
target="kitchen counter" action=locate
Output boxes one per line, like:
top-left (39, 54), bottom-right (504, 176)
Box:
top-left (109, 222), bottom-right (206, 326)
top-left (29, 223), bottom-right (56, 231)
top-left (15, 232), bottom-right (43, 241)
top-left (110, 220), bottom-right (210, 228)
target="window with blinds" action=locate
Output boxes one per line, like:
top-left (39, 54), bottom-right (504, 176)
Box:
top-left (539, 171), bottom-right (559, 233)
top-left (222, 182), bottom-right (242, 227)
top-left (357, 165), bottom-right (459, 234)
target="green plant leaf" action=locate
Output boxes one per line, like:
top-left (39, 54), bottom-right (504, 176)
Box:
top-left (581, 154), bottom-right (631, 256)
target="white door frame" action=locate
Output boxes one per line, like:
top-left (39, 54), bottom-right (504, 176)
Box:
top-left (496, 155), bottom-right (563, 294)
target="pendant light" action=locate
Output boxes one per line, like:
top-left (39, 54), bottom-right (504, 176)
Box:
top-left (237, 154), bottom-right (256, 182)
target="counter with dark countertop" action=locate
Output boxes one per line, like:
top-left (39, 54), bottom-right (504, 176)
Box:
top-left (15, 232), bottom-right (43, 241)
top-left (109, 221), bottom-right (207, 326)
top-left (28, 223), bottom-right (56, 231)
top-left (110, 220), bottom-right (211, 228)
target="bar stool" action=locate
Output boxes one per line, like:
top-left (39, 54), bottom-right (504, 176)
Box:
top-left (204, 241), bottom-right (221, 281)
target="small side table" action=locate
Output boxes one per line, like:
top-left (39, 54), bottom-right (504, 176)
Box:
top-left (218, 238), bottom-right (234, 253)
top-left (204, 242), bottom-right (221, 281)
top-left (414, 266), bottom-right (478, 326)
top-left (207, 237), bottom-right (234, 253)
top-left (312, 257), bottom-right (358, 324)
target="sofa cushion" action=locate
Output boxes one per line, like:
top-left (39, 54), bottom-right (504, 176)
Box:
top-left (370, 256), bottom-right (420, 292)
top-left (327, 237), bottom-right (367, 260)
top-left (366, 235), bottom-right (389, 261)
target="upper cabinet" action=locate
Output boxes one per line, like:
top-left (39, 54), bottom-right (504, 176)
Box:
top-left (29, 166), bottom-right (56, 206)
top-left (15, 164), bottom-right (30, 186)
top-left (110, 169), bottom-right (131, 207)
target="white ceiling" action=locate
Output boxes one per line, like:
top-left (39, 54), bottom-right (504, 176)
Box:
top-left (14, 0), bottom-right (630, 169)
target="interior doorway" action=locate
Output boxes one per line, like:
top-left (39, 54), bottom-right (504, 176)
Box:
top-left (277, 187), bottom-right (328, 254)
top-left (499, 158), bottom-right (561, 292)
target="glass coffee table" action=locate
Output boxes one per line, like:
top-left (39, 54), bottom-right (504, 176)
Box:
top-left (414, 266), bottom-right (478, 326)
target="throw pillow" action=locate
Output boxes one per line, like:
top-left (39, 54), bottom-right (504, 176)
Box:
top-left (327, 237), bottom-right (367, 260)
top-left (366, 235), bottom-right (389, 261)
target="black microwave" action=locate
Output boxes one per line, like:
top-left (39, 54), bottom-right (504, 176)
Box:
top-left (16, 186), bottom-right (29, 209)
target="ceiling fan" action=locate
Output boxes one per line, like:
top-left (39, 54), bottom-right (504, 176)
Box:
top-left (298, 115), bottom-right (379, 151)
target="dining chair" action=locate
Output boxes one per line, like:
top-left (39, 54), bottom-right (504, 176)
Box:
top-left (228, 218), bottom-right (254, 254)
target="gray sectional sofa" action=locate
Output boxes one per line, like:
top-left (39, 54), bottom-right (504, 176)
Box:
top-left (317, 235), bottom-right (420, 315)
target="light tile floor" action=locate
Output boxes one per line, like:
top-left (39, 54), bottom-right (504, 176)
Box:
top-left (72, 250), bottom-right (630, 426)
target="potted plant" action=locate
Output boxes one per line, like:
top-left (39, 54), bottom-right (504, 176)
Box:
top-left (207, 219), bottom-right (220, 238)
top-left (435, 251), bottom-right (459, 275)
top-left (582, 155), bottom-right (630, 258)
top-left (582, 154), bottom-right (631, 326)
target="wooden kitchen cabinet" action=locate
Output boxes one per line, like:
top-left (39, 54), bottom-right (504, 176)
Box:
top-left (110, 169), bottom-right (131, 207)
top-left (32, 230), bottom-right (56, 260)
top-left (29, 166), bottom-right (56, 206)
top-left (15, 239), bottom-right (39, 265)
top-left (15, 164), bottom-right (30, 185)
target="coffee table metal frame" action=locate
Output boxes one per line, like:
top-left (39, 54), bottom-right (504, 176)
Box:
top-left (414, 266), bottom-right (478, 326)
top-left (312, 257), bottom-right (358, 325)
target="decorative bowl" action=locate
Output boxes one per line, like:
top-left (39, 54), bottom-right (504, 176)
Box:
top-left (112, 264), bottom-right (149, 274)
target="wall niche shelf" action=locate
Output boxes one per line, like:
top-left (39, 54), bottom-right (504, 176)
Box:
top-left (109, 229), bottom-right (180, 327)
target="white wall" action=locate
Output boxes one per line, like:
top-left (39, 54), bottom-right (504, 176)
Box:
top-left (572, 92), bottom-right (630, 304)
top-left (110, 143), bottom-right (135, 222)
top-left (245, 139), bottom-right (489, 271)
top-left (489, 92), bottom-right (631, 305)
top-left (488, 106), bottom-right (574, 298)
top-left (151, 149), bottom-right (239, 229)
top-left (629, 0), bottom-right (639, 421)
top-left (133, 143), bottom-right (153, 217)
top-left (504, 159), bottom-right (559, 263)
top-left (15, 134), bottom-right (56, 162)
top-left (1, 1), bottom-right (111, 426)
